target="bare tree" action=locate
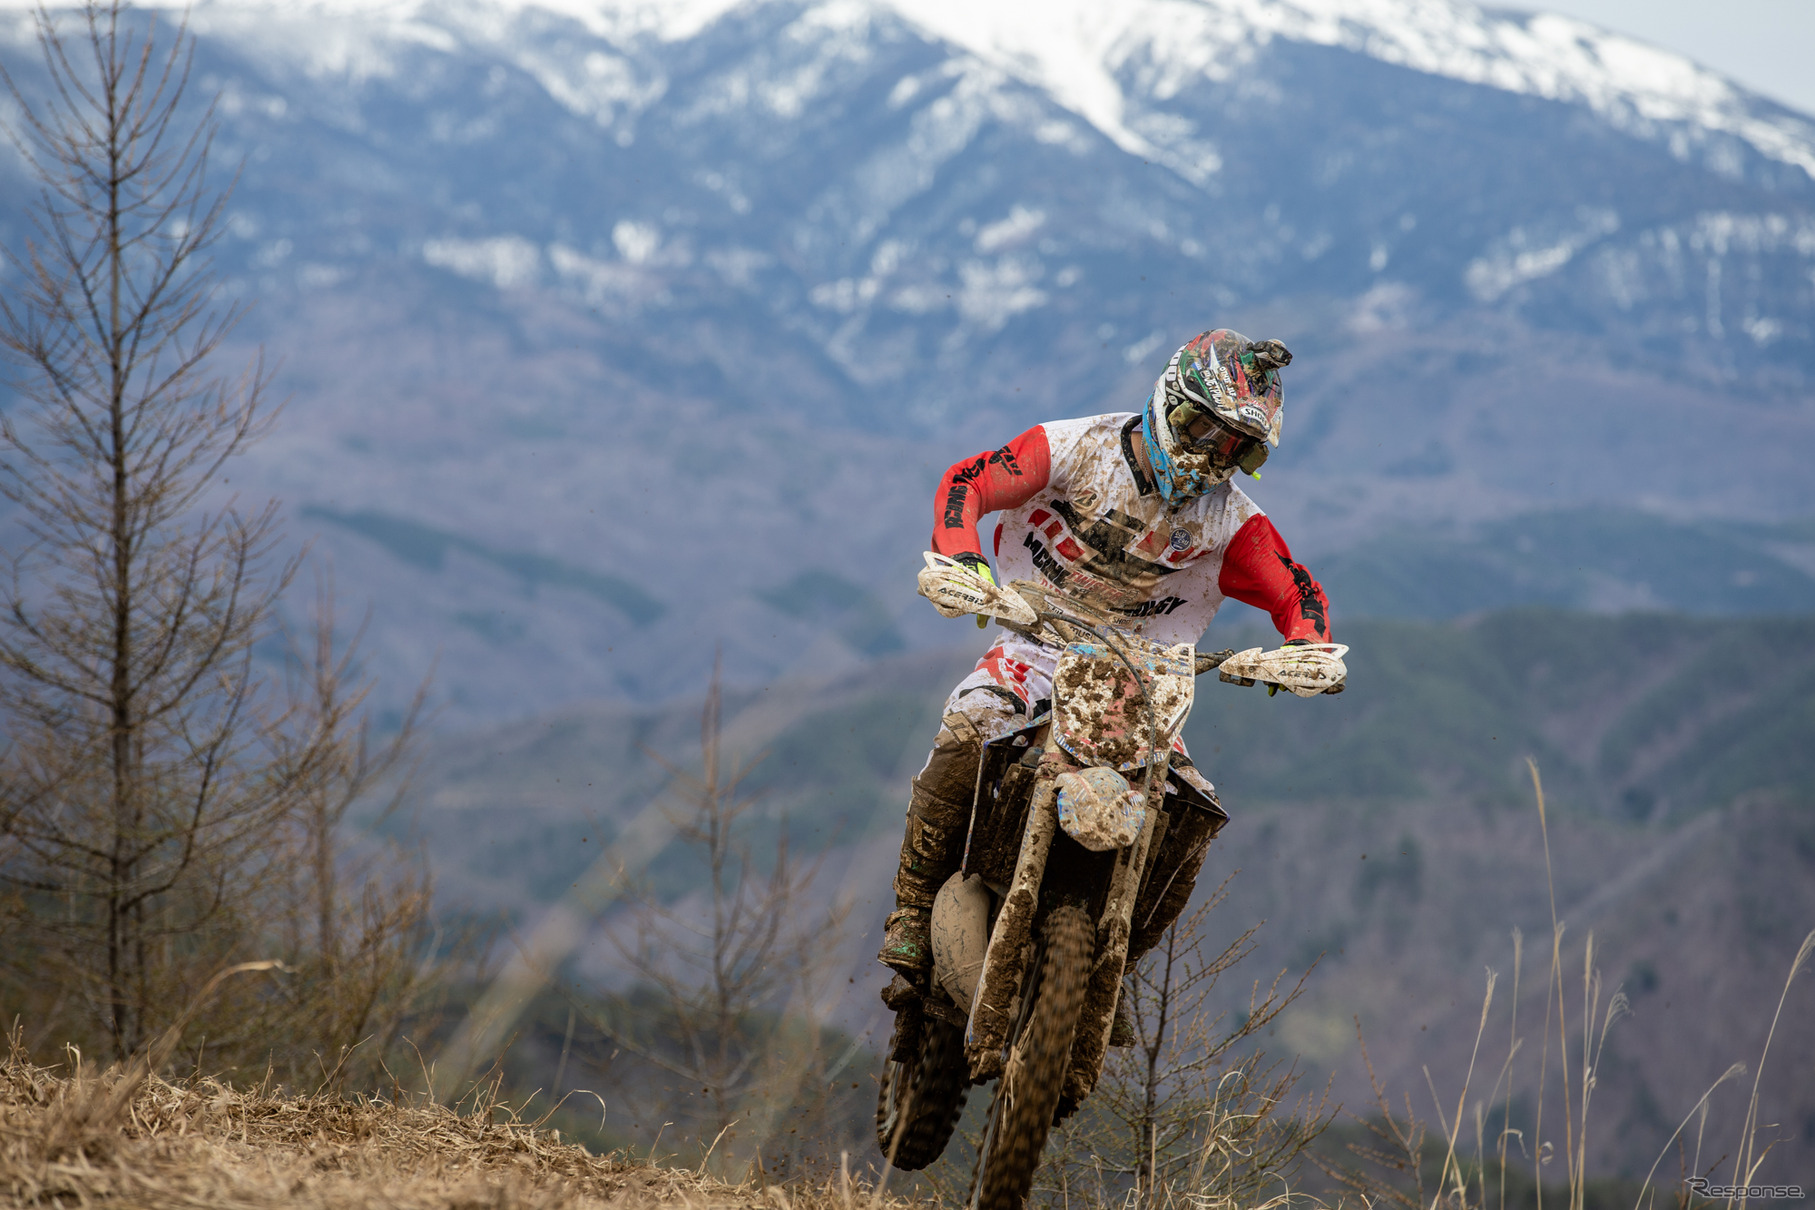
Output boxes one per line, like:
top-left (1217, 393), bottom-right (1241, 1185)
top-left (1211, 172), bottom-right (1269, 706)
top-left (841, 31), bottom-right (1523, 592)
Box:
top-left (580, 662), bottom-right (850, 1173)
top-left (0, 2), bottom-right (428, 1071)
top-left (251, 584), bottom-right (436, 1085)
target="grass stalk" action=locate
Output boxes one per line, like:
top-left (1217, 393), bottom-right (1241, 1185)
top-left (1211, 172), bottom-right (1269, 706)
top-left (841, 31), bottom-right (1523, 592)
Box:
top-left (1728, 928), bottom-right (1815, 1210)
top-left (1427, 968), bottom-right (1496, 1210)
top-left (1499, 927), bottom-right (1522, 1210)
top-left (1527, 759), bottom-right (1564, 1210)
top-left (1631, 1063), bottom-right (1747, 1210)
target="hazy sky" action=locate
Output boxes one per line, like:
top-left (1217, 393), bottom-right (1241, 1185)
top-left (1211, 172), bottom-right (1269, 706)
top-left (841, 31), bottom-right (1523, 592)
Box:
top-left (1504, 0), bottom-right (1815, 116)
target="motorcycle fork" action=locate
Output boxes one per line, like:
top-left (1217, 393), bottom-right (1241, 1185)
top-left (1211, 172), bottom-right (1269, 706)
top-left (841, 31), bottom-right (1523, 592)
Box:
top-left (1063, 750), bottom-right (1167, 1103)
top-left (962, 730), bottom-right (1065, 1081)
top-left (961, 721), bottom-right (1171, 1097)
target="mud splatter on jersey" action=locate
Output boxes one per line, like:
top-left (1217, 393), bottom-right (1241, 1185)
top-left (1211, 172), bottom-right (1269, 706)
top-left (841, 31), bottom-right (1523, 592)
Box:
top-left (931, 413), bottom-right (1331, 647)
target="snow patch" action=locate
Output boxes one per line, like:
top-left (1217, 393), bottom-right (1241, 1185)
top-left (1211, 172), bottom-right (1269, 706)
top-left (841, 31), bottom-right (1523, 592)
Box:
top-left (298, 263), bottom-right (347, 289)
top-left (957, 257), bottom-right (1046, 328)
top-left (1465, 208), bottom-right (1620, 301)
top-left (878, 0), bottom-right (1815, 182)
top-left (802, 59), bottom-right (1003, 249)
top-left (705, 246), bottom-right (773, 288)
top-left (1688, 211), bottom-right (1815, 258)
top-left (509, 45), bottom-right (665, 126)
top-left (975, 205), bottom-right (1045, 253)
top-left (549, 244), bottom-right (640, 302)
top-left (174, 0), bottom-right (747, 46)
top-left (1347, 282), bottom-right (1418, 332)
top-left (810, 276), bottom-right (881, 313)
top-left (1742, 316), bottom-right (1782, 347)
top-left (1122, 330), bottom-right (1164, 364)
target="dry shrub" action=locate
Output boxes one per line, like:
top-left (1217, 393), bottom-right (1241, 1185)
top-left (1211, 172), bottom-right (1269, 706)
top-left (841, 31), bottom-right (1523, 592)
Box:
top-left (434, 663), bottom-right (860, 1179)
top-left (1080, 879), bottom-right (1333, 1203)
top-left (0, 1029), bottom-right (920, 1210)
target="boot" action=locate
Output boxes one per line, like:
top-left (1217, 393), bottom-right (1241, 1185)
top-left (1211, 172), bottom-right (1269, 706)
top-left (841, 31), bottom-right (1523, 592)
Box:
top-left (878, 711), bottom-right (983, 983)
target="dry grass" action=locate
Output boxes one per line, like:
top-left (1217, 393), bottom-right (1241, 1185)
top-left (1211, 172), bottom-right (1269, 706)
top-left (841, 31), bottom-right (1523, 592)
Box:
top-left (1319, 760), bottom-right (1815, 1210)
top-left (0, 1038), bottom-right (902, 1210)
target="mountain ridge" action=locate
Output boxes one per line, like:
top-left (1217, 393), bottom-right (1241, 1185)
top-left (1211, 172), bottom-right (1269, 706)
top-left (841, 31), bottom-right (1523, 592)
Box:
top-left (155, 0), bottom-right (1815, 165)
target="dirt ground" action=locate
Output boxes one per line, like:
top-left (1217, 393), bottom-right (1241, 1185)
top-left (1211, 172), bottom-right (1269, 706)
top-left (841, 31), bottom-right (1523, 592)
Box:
top-left (0, 1045), bottom-right (894, 1210)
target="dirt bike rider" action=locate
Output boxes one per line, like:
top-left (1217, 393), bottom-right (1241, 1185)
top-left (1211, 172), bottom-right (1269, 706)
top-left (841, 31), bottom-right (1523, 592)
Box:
top-left (879, 329), bottom-right (1336, 998)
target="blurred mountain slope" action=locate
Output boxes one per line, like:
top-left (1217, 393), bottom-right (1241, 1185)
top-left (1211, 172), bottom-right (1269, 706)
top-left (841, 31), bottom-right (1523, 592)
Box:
top-left (1319, 508), bottom-right (1815, 618)
top-left (400, 605), bottom-right (1815, 1175)
top-left (407, 610), bottom-right (1815, 906)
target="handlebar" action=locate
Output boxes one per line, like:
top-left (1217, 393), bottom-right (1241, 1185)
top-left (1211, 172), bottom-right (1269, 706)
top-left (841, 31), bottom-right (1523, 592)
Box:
top-left (916, 552), bottom-right (1346, 697)
top-left (1195, 649), bottom-right (1234, 676)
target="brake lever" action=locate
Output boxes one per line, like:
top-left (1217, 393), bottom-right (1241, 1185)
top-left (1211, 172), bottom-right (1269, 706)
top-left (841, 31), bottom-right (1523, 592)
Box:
top-left (1194, 649), bottom-right (1235, 676)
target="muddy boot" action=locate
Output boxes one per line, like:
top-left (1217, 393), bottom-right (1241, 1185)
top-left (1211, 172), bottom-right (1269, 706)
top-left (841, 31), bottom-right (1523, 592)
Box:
top-left (878, 905), bottom-right (935, 981)
top-left (878, 711), bottom-right (984, 984)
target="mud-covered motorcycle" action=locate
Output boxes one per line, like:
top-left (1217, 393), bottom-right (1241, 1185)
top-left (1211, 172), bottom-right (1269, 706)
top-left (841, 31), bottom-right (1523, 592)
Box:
top-left (875, 553), bottom-right (1347, 1210)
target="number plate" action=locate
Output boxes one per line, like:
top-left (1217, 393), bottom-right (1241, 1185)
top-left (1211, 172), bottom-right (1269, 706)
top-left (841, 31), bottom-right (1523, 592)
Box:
top-left (1052, 639), bottom-right (1194, 771)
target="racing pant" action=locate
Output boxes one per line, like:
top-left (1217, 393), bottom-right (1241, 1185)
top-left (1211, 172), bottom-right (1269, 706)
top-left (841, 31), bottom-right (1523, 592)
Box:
top-left (882, 641), bottom-right (1055, 962)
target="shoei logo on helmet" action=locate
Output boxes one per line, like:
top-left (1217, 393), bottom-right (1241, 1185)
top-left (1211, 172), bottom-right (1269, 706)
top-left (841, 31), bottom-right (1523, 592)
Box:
top-left (1238, 404), bottom-right (1269, 428)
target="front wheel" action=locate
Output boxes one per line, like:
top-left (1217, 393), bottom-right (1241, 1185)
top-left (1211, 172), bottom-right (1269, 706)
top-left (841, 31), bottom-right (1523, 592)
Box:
top-left (876, 1012), bottom-right (968, 1170)
top-left (971, 903), bottom-right (1093, 1210)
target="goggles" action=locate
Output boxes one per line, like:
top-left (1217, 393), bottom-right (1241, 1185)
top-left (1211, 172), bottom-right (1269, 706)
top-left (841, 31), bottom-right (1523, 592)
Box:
top-left (1166, 396), bottom-right (1265, 469)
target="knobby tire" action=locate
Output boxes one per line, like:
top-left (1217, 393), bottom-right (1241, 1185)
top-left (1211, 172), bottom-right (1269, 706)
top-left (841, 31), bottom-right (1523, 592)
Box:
top-left (876, 1013), bottom-right (968, 1170)
top-left (971, 903), bottom-right (1093, 1210)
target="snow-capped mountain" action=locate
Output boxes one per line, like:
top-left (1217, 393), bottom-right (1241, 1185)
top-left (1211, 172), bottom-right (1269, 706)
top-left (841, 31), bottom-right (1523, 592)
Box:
top-left (2, 0), bottom-right (1812, 722)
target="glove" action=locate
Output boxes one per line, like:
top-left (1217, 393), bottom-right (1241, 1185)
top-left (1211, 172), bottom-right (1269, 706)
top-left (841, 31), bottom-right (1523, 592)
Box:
top-left (951, 553), bottom-right (996, 627)
top-left (951, 552), bottom-right (995, 584)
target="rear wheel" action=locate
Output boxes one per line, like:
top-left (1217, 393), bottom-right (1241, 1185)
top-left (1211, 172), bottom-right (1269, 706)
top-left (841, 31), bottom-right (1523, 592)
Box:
top-left (971, 903), bottom-right (1093, 1210)
top-left (875, 1011), bottom-right (968, 1170)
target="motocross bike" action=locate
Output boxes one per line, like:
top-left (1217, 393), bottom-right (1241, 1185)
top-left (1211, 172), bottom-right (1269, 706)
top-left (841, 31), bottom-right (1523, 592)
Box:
top-left (875, 553), bottom-right (1347, 1210)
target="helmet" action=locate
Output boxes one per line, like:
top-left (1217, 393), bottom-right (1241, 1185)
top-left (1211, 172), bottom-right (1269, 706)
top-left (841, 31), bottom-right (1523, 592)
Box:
top-left (1140, 330), bottom-right (1290, 504)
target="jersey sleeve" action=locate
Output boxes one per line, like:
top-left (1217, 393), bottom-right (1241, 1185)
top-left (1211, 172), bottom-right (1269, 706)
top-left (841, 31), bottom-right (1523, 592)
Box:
top-left (931, 425), bottom-right (1053, 560)
top-left (1216, 514), bottom-right (1332, 642)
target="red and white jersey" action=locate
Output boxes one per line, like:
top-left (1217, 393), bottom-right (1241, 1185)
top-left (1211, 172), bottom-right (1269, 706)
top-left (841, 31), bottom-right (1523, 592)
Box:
top-left (931, 413), bottom-right (1331, 648)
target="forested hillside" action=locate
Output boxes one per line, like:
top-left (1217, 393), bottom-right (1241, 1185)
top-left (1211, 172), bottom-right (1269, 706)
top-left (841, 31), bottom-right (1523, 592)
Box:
top-left (403, 607), bottom-right (1815, 1175)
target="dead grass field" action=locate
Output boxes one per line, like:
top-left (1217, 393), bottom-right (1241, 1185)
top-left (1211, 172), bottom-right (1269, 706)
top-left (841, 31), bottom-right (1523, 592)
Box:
top-left (0, 1041), bottom-right (876, 1210)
